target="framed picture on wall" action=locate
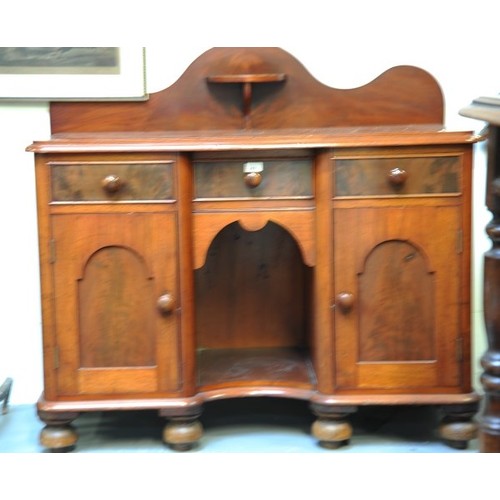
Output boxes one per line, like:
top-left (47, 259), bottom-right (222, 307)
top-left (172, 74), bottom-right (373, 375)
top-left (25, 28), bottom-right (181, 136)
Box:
top-left (0, 47), bottom-right (147, 100)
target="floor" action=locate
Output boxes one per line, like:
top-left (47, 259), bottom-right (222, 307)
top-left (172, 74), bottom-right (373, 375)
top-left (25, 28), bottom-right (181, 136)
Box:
top-left (0, 398), bottom-right (479, 453)
top-left (1, 399), bottom-right (488, 499)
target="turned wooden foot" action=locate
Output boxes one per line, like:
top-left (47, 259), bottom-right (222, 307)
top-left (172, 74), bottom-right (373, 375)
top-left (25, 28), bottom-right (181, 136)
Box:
top-left (439, 404), bottom-right (478, 450)
top-left (163, 417), bottom-right (203, 451)
top-left (311, 418), bottom-right (353, 449)
top-left (40, 424), bottom-right (78, 452)
top-left (38, 411), bottom-right (79, 452)
top-left (310, 403), bottom-right (356, 449)
top-left (160, 405), bottom-right (203, 451)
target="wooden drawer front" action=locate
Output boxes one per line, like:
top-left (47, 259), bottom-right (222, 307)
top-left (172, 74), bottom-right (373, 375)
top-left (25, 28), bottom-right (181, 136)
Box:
top-left (334, 155), bottom-right (461, 197)
top-left (50, 161), bottom-right (175, 202)
top-left (194, 159), bottom-right (313, 199)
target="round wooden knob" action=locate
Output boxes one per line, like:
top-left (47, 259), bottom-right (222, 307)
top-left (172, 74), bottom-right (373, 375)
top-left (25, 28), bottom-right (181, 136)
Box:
top-left (243, 172), bottom-right (262, 188)
top-left (337, 292), bottom-right (354, 313)
top-left (387, 168), bottom-right (408, 187)
top-left (102, 174), bottom-right (124, 194)
top-left (157, 293), bottom-right (175, 315)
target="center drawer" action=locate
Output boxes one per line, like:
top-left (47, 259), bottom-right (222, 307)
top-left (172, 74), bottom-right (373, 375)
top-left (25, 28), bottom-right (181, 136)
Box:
top-left (50, 161), bottom-right (175, 203)
top-left (193, 155), bottom-right (313, 200)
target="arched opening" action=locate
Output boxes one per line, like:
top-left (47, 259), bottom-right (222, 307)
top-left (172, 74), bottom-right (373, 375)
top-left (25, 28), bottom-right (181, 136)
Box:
top-left (195, 221), bottom-right (314, 390)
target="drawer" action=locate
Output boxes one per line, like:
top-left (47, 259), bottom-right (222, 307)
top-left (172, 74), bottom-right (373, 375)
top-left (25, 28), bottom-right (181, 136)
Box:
top-left (334, 155), bottom-right (462, 197)
top-left (50, 161), bottom-right (175, 202)
top-left (193, 158), bottom-right (313, 199)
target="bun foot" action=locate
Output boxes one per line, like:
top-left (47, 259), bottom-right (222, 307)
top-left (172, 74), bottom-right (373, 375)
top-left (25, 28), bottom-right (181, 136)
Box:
top-left (38, 410), bottom-right (79, 452)
top-left (439, 420), bottom-right (477, 449)
top-left (163, 418), bottom-right (203, 451)
top-left (439, 404), bottom-right (478, 450)
top-left (310, 403), bottom-right (356, 449)
top-left (311, 417), bottom-right (352, 449)
top-left (40, 424), bottom-right (78, 452)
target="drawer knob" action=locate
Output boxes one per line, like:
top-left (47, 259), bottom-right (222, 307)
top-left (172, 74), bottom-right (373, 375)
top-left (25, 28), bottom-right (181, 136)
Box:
top-left (387, 168), bottom-right (408, 187)
top-left (157, 292), bottom-right (175, 315)
top-left (102, 174), bottom-right (124, 194)
top-left (243, 172), bottom-right (262, 188)
top-left (336, 292), bottom-right (354, 313)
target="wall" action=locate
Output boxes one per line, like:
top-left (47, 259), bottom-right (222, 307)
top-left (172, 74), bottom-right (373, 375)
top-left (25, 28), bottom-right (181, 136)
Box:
top-left (1, 4), bottom-right (499, 404)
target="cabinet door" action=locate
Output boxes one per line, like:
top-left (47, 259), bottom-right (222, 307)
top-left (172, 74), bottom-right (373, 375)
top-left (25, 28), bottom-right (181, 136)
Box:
top-left (334, 205), bottom-right (464, 391)
top-left (51, 213), bottom-right (180, 396)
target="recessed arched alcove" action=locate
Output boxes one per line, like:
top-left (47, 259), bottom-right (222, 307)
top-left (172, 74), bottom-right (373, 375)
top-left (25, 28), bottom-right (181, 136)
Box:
top-left (78, 246), bottom-right (155, 368)
top-left (195, 221), bottom-right (314, 390)
top-left (358, 239), bottom-right (435, 362)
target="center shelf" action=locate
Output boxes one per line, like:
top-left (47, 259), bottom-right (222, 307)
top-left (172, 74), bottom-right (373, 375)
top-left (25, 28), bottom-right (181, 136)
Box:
top-left (197, 347), bottom-right (316, 390)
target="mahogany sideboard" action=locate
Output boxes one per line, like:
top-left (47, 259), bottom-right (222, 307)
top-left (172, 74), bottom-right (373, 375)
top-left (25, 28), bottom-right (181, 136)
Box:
top-left (27, 47), bottom-right (480, 451)
top-left (460, 97), bottom-right (500, 452)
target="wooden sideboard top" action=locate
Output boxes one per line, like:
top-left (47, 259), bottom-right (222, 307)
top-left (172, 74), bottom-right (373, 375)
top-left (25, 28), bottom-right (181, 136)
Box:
top-left (27, 126), bottom-right (478, 154)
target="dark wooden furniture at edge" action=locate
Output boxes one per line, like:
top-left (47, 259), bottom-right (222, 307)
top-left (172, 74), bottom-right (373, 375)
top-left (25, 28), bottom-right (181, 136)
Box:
top-left (27, 48), bottom-right (481, 452)
top-left (0, 377), bottom-right (12, 415)
top-left (461, 97), bottom-right (500, 452)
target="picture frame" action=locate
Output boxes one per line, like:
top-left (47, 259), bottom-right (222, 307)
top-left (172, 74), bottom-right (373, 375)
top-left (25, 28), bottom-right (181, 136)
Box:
top-left (0, 47), bottom-right (147, 101)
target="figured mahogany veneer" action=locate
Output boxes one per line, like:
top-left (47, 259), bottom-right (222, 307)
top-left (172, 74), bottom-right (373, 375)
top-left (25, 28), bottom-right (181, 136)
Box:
top-left (50, 160), bottom-right (175, 202)
top-left (28, 47), bottom-right (480, 452)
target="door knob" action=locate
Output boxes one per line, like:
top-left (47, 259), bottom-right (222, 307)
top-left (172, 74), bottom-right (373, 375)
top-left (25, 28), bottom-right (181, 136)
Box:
top-left (157, 292), bottom-right (175, 315)
top-left (336, 292), bottom-right (354, 313)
